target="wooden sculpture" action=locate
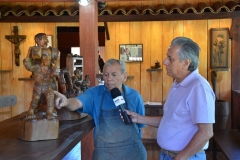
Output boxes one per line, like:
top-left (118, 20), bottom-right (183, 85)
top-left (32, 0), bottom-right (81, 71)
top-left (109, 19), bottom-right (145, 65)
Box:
top-left (19, 33), bottom-right (87, 141)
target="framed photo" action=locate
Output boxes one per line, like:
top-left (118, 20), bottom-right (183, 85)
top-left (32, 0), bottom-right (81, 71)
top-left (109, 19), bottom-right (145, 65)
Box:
top-left (119, 44), bottom-right (143, 62)
top-left (210, 28), bottom-right (229, 69)
top-left (47, 35), bottom-right (52, 47)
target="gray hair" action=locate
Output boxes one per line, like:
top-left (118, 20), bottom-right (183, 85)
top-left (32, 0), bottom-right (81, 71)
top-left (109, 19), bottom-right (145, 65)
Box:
top-left (104, 58), bottom-right (126, 74)
top-left (171, 37), bottom-right (200, 71)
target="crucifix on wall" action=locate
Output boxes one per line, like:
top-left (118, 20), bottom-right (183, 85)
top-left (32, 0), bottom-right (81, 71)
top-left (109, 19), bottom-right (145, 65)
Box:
top-left (5, 26), bottom-right (26, 66)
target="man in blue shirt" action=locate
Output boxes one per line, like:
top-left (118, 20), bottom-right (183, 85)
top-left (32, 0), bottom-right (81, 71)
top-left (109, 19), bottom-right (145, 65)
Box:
top-left (54, 58), bottom-right (147, 160)
top-left (124, 37), bottom-right (215, 160)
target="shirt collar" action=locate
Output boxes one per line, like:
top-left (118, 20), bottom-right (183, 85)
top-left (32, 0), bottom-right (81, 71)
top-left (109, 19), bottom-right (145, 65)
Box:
top-left (102, 84), bottom-right (127, 94)
top-left (173, 69), bottom-right (199, 87)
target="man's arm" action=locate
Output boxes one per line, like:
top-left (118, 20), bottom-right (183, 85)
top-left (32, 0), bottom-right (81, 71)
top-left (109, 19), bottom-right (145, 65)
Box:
top-left (174, 123), bottom-right (213, 160)
top-left (54, 91), bottom-right (83, 111)
top-left (125, 110), bottom-right (162, 128)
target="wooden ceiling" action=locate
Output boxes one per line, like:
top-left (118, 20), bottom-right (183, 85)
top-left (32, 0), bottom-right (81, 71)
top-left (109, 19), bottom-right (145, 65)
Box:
top-left (0, 1), bottom-right (240, 22)
top-left (0, 0), bottom-right (149, 1)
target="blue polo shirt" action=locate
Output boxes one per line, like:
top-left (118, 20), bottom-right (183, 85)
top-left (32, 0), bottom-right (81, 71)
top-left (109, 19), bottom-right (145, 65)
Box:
top-left (77, 84), bottom-right (145, 138)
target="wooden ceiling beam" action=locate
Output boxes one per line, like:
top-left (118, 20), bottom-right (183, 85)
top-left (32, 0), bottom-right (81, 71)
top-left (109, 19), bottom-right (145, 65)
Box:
top-left (0, 11), bottom-right (240, 23)
top-left (0, 0), bottom-right (149, 2)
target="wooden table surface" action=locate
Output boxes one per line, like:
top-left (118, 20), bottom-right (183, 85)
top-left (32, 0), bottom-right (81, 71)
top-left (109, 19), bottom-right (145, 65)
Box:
top-left (0, 114), bottom-right (94, 160)
top-left (213, 129), bottom-right (240, 160)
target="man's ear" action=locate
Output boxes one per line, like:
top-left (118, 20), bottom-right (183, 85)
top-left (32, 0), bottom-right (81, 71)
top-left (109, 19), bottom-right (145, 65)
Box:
top-left (183, 59), bottom-right (191, 70)
top-left (123, 72), bottom-right (128, 82)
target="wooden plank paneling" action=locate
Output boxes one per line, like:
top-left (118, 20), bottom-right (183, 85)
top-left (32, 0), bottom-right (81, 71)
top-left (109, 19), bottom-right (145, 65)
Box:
top-left (0, 19), bottom-right (233, 121)
top-left (140, 21), bottom-right (151, 101)
top-left (218, 19), bottom-right (231, 101)
top-left (105, 22), bottom-right (116, 60)
top-left (184, 20), bottom-right (208, 78)
top-left (0, 23), bottom-right (13, 121)
top-left (150, 21), bottom-right (162, 102)
top-left (162, 21), bottom-right (174, 103)
top-left (127, 22), bottom-right (141, 91)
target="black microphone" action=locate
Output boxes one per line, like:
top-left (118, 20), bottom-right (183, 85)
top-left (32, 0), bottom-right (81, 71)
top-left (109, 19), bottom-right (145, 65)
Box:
top-left (110, 88), bottom-right (132, 125)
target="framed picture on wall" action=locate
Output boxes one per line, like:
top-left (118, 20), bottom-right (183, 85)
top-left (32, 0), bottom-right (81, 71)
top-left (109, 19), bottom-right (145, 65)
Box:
top-left (210, 28), bottom-right (229, 69)
top-left (119, 44), bottom-right (143, 62)
top-left (47, 35), bottom-right (52, 47)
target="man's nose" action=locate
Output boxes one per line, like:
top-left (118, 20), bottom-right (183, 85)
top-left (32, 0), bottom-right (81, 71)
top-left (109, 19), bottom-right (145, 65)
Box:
top-left (163, 58), bottom-right (169, 65)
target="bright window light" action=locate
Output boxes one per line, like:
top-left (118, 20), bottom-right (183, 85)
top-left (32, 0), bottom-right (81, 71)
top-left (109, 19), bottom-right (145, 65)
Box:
top-left (79, 0), bottom-right (89, 6)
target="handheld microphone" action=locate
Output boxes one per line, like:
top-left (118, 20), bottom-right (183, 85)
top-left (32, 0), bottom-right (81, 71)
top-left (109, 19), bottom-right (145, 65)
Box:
top-left (110, 88), bottom-right (132, 125)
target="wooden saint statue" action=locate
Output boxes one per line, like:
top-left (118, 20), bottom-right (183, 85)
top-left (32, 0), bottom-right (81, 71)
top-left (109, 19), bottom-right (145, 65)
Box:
top-left (23, 47), bottom-right (59, 119)
top-left (72, 69), bottom-right (83, 95)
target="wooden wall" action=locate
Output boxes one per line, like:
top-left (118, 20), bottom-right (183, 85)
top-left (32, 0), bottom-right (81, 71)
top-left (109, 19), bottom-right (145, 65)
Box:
top-left (0, 0), bottom-right (233, 131)
top-left (107, 19), bottom-right (232, 103)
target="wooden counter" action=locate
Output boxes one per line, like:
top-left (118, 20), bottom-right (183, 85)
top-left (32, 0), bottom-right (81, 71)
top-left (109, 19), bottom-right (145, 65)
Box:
top-left (213, 129), bottom-right (240, 160)
top-left (0, 114), bottom-right (94, 160)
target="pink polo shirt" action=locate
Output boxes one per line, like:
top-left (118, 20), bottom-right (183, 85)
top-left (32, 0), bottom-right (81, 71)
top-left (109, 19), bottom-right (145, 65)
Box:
top-left (157, 69), bottom-right (215, 151)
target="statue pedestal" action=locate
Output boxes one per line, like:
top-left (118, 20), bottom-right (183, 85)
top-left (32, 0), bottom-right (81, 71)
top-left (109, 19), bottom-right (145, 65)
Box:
top-left (18, 107), bottom-right (87, 141)
top-left (18, 111), bottom-right (59, 141)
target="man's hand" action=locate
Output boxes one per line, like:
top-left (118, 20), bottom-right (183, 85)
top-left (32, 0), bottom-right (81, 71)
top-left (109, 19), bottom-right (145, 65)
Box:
top-left (54, 91), bottom-right (68, 109)
top-left (121, 109), bottom-right (140, 123)
top-left (121, 109), bottom-right (162, 127)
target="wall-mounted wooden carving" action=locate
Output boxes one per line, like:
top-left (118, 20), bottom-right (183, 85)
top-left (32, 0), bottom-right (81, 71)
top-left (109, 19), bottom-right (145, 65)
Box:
top-left (5, 26), bottom-right (26, 66)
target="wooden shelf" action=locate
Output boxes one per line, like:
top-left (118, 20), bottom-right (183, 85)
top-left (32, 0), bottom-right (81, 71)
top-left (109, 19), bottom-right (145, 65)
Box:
top-left (211, 68), bottom-right (230, 72)
top-left (18, 78), bottom-right (34, 81)
top-left (0, 70), bottom-right (11, 72)
top-left (147, 69), bottom-right (162, 82)
top-left (146, 68), bottom-right (162, 72)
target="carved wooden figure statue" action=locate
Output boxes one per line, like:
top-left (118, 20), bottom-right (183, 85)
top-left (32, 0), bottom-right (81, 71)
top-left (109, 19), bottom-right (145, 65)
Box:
top-left (81, 75), bottom-right (90, 92)
top-left (72, 69), bottom-right (83, 95)
top-left (23, 47), bottom-right (58, 119)
top-left (33, 33), bottom-right (75, 98)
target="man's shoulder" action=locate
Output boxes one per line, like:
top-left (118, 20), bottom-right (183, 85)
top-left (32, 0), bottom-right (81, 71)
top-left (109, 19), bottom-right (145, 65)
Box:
top-left (124, 85), bottom-right (141, 97)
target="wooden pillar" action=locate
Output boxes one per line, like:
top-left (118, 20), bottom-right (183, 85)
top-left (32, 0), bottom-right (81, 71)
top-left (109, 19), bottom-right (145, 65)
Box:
top-left (231, 18), bottom-right (240, 90)
top-left (231, 18), bottom-right (240, 129)
top-left (79, 1), bottom-right (98, 159)
top-left (80, 0), bottom-right (99, 87)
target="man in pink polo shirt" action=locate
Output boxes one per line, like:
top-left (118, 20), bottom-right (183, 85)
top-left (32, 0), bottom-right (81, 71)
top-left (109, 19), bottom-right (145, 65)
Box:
top-left (125, 37), bottom-right (215, 160)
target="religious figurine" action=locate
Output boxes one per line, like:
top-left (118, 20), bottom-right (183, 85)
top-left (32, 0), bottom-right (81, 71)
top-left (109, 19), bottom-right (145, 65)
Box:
top-left (23, 47), bottom-right (58, 119)
top-left (81, 75), bottom-right (90, 93)
top-left (57, 68), bottom-right (76, 98)
top-left (151, 60), bottom-right (161, 69)
top-left (98, 54), bottom-right (105, 73)
top-left (5, 26), bottom-right (26, 66)
top-left (72, 69), bottom-right (83, 95)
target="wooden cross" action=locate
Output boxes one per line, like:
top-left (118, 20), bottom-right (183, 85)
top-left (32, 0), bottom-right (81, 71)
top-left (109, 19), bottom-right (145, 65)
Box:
top-left (5, 26), bottom-right (26, 66)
